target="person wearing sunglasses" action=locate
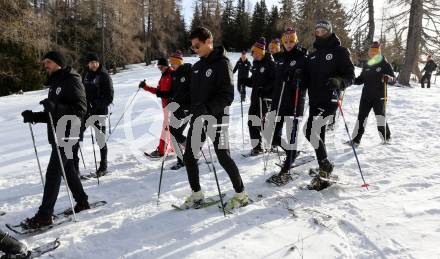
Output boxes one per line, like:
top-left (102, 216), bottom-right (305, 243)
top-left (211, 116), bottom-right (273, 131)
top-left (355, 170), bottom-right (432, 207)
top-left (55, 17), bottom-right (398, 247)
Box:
top-left (179, 27), bottom-right (248, 210)
top-left (303, 20), bottom-right (355, 191)
top-left (139, 58), bottom-right (174, 158)
top-left (266, 27), bottom-right (308, 185)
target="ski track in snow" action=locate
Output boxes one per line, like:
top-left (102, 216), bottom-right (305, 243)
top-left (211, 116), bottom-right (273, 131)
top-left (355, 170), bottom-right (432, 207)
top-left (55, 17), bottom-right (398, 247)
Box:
top-left (1, 53), bottom-right (440, 258)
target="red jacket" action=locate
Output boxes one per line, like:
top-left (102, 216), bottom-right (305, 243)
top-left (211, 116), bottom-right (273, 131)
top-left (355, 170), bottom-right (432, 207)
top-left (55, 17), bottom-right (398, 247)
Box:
top-left (143, 67), bottom-right (174, 108)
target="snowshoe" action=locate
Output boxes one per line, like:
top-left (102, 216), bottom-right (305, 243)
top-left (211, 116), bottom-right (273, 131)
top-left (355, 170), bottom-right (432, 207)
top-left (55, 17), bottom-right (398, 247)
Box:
top-left (170, 161), bottom-right (185, 170)
top-left (144, 149), bottom-right (164, 159)
top-left (266, 170), bottom-right (295, 186)
top-left (0, 231), bottom-right (28, 256)
top-left (223, 191), bottom-right (249, 210)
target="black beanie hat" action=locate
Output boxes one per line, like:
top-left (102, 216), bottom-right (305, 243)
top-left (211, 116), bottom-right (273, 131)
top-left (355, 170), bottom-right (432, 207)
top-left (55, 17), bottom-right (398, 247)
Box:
top-left (315, 20), bottom-right (333, 34)
top-left (86, 52), bottom-right (100, 63)
top-left (42, 51), bottom-right (65, 68)
top-left (157, 58), bottom-right (169, 67)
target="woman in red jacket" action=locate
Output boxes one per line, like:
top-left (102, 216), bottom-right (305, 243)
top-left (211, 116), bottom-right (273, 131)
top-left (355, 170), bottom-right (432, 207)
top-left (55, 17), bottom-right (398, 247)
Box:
top-left (139, 58), bottom-right (174, 158)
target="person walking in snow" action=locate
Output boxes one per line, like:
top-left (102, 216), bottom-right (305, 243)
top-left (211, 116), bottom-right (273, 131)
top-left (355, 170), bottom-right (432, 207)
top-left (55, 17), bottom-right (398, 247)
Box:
top-left (180, 27), bottom-right (248, 210)
top-left (420, 55), bottom-right (437, 88)
top-left (80, 52), bottom-right (114, 177)
top-left (240, 37), bottom-right (276, 156)
top-left (139, 58), bottom-right (174, 158)
top-left (20, 51), bottom-right (90, 228)
top-left (233, 50), bottom-right (252, 102)
top-left (348, 41), bottom-right (395, 146)
top-left (303, 21), bottom-right (355, 191)
top-left (266, 28), bottom-right (308, 185)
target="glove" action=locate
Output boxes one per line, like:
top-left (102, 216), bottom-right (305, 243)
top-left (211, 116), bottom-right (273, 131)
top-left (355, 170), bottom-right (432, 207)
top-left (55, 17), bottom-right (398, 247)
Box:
top-left (327, 77), bottom-right (344, 90)
top-left (139, 80), bottom-right (147, 89)
top-left (21, 110), bottom-right (34, 123)
top-left (382, 75), bottom-right (392, 83)
top-left (39, 98), bottom-right (55, 112)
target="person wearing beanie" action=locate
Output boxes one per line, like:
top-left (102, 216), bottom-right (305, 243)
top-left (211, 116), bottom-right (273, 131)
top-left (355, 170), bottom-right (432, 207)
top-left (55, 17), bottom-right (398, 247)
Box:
top-left (139, 57), bottom-right (175, 158)
top-left (349, 41), bottom-right (395, 147)
top-left (240, 37), bottom-right (276, 156)
top-left (266, 27), bottom-right (308, 185)
top-left (303, 20), bottom-right (355, 191)
top-left (421, 54), bottom-right (438, 88)
top-left (269, 39), bottom-right (282, 62)
top-left (80, 52), bottom-right (114, 177)
top-left (233, 50), bottom-right (252, 102)
top-left (20, 51), bottom-right (90, 228)
top-left (178, 26), bottom-right (248, 210)
top-left (152, 50), bottom-right (192, 170)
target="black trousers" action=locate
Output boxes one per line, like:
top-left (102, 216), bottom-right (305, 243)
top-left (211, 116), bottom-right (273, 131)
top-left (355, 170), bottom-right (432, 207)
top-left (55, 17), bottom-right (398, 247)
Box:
top-left (39, 143), bottom-right (88, 216)
top-left (421, 73), bottom-right (432, 88)
top-left (352, 95), bottom-right (391, 143)
top-left (170, 107), bottom-right (189, 164)
top-left (183, 116), bottom-right (244, 193)
top-left (248, 98), bottom-right (268, 149)
top-left (305, 104), bottom-right (338, 161)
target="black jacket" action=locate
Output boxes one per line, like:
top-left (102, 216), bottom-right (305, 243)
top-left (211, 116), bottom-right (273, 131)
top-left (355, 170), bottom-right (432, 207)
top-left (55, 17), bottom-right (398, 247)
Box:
top-left (304, 33), bottom-right (355, 106)
top-left (423, 60), bottom-right (438, 74)
top-left (271, 46), bottom-right (308, 117)
top-left (33, 67), bottom-right (87, 144)
top-left (190, 46), bottom-right (234, 116)
top-left (82, 65), bottom-right (114, 115)
top-left (245, 53), bottom-right (276, 104)
top-left (233, 58), bottom-right (251, 80)
top-left (354, 56), bottom-right (395, 100)
top-left (157, 63), bottom-right (192, 111)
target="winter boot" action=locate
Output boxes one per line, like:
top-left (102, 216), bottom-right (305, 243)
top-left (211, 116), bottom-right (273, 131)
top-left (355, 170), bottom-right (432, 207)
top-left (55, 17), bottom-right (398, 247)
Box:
top-left (250, 145), bottom-right (264, 156)
top-left (73, 201), bottom-right (91, 214)
top-left (0, 231), bottom-right (28, 256)
top-left (145, 149), bottom-right (164, 159)
top-left (170, 160), bottom-right (185, 170)
top-left (344, 140), bottom-right (360, 148)
top-left (22, 214), bottom-right (53, 229)
top-left (318, 158), bottom-right (334, 179)
top-left (179, 190), bottom-right (204, 210)
top-left (267, 169), bottom-right (292, 186)
top-left (225, 191), bottom-right (249, 210)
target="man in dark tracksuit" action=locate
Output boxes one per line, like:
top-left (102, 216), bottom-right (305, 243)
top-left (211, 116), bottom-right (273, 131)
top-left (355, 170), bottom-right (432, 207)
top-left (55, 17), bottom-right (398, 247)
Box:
top-left (304, 21), bottom-right (355, 190)
top-left (233, 50), bottom-right (251, 102)
top-left (81, 52), bottom-right (114, 176)
top-left (351, 41), bottom-right (395, 145)
top-left (156, 51), bottom-right (192, 170)
top-left (21, 51), bottom-right (89, 228)
top-left (240, 37), bottom-right (276, 156)
top-left (180, 27), bottom-right (248, 210)
top-left (267, 28), bottom-right (307, 184)
top-left (421, 55), bottom-right (437, 88)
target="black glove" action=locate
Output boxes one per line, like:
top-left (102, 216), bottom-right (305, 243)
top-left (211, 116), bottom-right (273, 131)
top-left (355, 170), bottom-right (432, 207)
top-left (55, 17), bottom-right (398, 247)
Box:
top-left (326, 77), bottom-right (344, 90)
top-left (39, 98), bottom-right (55, 112)
top-left (21, 110), bottom-right (34, 123)
top-left (382, 74), bottom-right (392, 83)
top-left (139, 80), bottom-right (146, 89)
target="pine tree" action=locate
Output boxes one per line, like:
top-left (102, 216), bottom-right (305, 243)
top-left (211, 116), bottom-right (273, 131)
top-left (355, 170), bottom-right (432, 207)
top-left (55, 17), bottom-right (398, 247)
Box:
top-left (191, 2), bottom-right (202, 32)
top-left (279, 0), bottom-right (296, 29)
top-left (234, 0), bottom-right (251, 50)
top-left (266, 5), bottom-right (282, 42)
top-left (250, 0), bottom-right (269, 45)
top-left (221, 0), bottom-right (236, 49)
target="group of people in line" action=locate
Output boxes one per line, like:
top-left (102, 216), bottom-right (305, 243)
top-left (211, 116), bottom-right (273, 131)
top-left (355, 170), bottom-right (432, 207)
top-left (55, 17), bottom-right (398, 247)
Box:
top-left (6, 20), bottom-right (437, 252)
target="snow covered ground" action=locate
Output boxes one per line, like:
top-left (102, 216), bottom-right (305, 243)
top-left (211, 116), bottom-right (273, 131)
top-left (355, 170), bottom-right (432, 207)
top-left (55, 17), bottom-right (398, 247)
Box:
top-left (1, 53), bottom-right (440, 258)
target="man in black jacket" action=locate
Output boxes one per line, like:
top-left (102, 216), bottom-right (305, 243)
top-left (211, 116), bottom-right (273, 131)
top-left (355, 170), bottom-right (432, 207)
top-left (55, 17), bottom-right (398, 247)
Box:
top-left (421, 55), bottom-right (438, 88)
top-left (350, 41), bottom-right (395, 146)
top-left (266, 28), bottom-right (307, 185)
top-left (304, 21), bottom-right (355, 190)
top-left (179, 27), bottom-right (248, 210)
top-left (233, 50), bottom-right (251, 102)
top-left (240, 37), bottom-right (276, 156)
top-left (21, 51), bottom-right (89, 228)
top-left (81, 52), bottom-right (114, 176)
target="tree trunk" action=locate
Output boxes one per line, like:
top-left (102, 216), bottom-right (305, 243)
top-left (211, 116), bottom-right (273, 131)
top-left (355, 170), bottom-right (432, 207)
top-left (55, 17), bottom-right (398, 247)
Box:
top-left (366, 0), bottom-right (375, 47)
top-left (398, 0), bottom-right (423, 86)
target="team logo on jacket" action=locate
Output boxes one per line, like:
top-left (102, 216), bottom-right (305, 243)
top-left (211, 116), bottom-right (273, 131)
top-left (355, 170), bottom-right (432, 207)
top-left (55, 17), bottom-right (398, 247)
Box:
top-left (376, 67), bottom-right (382, 72)
top-left (260, 67), bottom-right (265, 73)
top-left (326, 54), bottom-right (333, 61)
top-left (180, 77), bottom-right (186, 83)
top-left (206, 69), bottom-right (213, 77)
top-left (194, 70), bottom-right (199, 74)
top-left (56, 87), bottom-right (61, 95)
top-left (290, 60), bottom-right (296, 67)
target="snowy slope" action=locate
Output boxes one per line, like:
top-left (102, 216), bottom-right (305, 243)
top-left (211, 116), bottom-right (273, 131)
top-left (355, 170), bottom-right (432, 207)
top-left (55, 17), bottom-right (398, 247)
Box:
top-left (1, 53), bottom-right (440, 258)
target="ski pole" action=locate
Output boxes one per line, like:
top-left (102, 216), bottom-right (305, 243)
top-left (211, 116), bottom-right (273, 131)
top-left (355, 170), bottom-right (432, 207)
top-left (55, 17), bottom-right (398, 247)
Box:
top-left (47, 112), bottom-right (77, 221)
top-left (335, 91), bottom-right (369, 190)
top-left (90, 127), bottom-right (100, 185)
top-left (200, 149), bottom-right (212, 172)
top-left (240, 85), bottom-right (245, 151)
top-left (263, 81), bottom-right (285, 174)
top-left (79, 143), bottom-right (87, 171)
top-left (383, 79), bottom-right (388, 143)
top-left (206, 131), bottom-right (226, 217)
top-left (157, 126), bottom-right (171, 206)
top-left (259, 96), bottom-right (265, 152)
top-left (107, 88), bottom-right (141, 142)
top-left (28, 123), bottom-right (45, 189)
